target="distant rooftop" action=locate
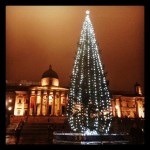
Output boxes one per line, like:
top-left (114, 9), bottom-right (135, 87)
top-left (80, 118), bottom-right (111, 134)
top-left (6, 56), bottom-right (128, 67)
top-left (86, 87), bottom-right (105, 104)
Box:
top-left (6, 80), bottom-right (144, 96)
top-left (6, 80), bottom-right (40, 86)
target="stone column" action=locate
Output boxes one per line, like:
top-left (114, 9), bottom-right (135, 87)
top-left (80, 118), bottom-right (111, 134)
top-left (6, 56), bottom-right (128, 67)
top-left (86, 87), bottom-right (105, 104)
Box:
top-left (29, 95), bottom-right (32, 115)
top-left (42, 91), bottom-right (48, 115)
top-left (47, 91), bottom-right (49, 115)
top-left (111, 99), bottom-right (116, 117)
top-left (115, 98), bottom-right (121, 118)
top-left (53, 91), bottom-right (56, 115)
top-left (40, 91), bottom-right (43, 115)
top-left (136, 98), bottom-right (144, 118)
top-left (59, 91), bottom-right (61, 116)
top-left (36, 90), bottom-right (41, 116)
top-left (29, 91), bottom-right (36, 116)
top-left (34, 91), bottom-right (37, 115)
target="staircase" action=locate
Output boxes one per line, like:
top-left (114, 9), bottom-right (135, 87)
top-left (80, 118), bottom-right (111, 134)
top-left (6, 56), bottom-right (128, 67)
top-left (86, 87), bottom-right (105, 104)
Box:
top-left (18, 123), bottom-right (50, 144)
top-left (6, 123), bottom-right (18, 144)
top-left (17, 116), bottom-right (66, 144)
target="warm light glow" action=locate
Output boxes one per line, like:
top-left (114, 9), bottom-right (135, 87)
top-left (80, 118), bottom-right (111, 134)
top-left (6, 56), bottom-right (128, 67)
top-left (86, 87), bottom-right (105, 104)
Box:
top-left (8, 106), bottom-right (12, 111)
top-left (138, 88), bottom-right (142, 95)
top-left (52, 78), bottom-right (59, 86)
top-left (49, 95), bottom-right (53, 100)
top-left (138, 101), bottom-right (144, 118)
top-left (6, 7), bottom-right (144, 92)
top-left (86, 10), bottom-right (90, 15)
top-left (8, 99), bottom-right (12, 103)
top-left (41, 78), bottom-right (59, 86)
top-left (115, 105), bottom-right (119, 109)
top-left (115, 105), bottom-right (121, 117)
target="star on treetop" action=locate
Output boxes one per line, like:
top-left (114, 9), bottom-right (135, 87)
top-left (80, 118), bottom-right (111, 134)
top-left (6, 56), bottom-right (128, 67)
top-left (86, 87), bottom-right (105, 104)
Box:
top-left (86, 10), bottom-right (90, 15)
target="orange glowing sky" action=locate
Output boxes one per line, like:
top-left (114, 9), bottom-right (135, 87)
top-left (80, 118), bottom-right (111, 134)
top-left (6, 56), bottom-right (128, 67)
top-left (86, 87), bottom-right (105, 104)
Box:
top-left (6, 6), bottom-right (144, 92)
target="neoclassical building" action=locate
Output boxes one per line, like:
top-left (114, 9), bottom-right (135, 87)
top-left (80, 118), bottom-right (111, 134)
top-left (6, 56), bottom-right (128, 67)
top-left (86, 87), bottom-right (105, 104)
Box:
top-left (6, 66), bottom-right (144, 119)
top-left (111, 82), bottom-right (144, 118)
top-left (111, 95), bottom-right (144, 118)
top-left (7, 65), bottom-right (68, 116)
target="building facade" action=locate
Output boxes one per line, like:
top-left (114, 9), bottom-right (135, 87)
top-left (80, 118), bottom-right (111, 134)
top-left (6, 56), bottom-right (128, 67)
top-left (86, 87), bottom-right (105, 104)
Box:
top-left (111, 95), bottom-right (144, 118)
top-left (6, 66), bottom-right (144, 119)
top-left (6, 65), bottom-right (68, 117)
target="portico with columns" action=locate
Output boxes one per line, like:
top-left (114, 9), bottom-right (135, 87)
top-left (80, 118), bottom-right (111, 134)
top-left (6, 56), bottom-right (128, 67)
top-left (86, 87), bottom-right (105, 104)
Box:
top-left (28, 65), bottom-right (68, 116)
top-left (29, 88), bottom-right (68, 116)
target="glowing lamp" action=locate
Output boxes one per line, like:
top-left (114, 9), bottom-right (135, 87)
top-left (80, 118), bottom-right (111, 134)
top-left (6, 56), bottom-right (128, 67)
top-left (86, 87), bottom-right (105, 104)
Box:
top-left (8, 107), bottom-right (12, 111)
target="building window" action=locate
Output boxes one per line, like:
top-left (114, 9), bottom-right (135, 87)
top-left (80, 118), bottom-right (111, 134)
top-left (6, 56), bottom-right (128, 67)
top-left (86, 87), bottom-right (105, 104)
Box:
top-left (62, 106), bottom-right (65, 114)
top-left (18, 99), bottom-right (21, 104)
top-left (24, 110), bottom-right (28, 115)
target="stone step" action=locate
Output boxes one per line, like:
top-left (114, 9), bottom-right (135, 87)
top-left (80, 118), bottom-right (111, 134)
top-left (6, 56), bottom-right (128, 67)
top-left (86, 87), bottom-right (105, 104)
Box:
top-left (18, 137), bottom-right (49, 144)
top-left (18, 122), bottom-right (51, 144)
top-left (7, 116), bottom-right (68, 144)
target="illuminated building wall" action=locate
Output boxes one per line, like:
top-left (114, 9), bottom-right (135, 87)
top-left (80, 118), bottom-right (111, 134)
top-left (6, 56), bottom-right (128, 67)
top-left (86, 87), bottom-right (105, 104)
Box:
top-left (28, 88), bottom-right (68, 116)
top-left (6, 66), bottom-right (144, 118)
top-left (12, 65), bottom-right (68, 116)
top-left (111, 96), bottom-right (144, 118)
top-left (14, 91), bottom-right (29, 116)
top-left (6, 87), bottom-right (144, 118)
top-left (41, 77), bottom-right (59, 86)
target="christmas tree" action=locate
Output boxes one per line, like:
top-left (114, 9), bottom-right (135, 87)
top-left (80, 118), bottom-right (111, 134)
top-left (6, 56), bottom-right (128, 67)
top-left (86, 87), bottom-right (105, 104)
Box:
top-left (66, 11), bottom-right (112, 134)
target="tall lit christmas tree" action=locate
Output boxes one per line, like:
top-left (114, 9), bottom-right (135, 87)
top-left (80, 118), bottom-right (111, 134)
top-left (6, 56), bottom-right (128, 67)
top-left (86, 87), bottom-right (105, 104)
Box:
top-left (66, 11), bottom-right (112, 134)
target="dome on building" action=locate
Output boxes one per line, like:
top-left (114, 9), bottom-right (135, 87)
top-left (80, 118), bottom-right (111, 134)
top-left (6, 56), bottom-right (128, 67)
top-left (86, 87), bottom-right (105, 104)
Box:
top-left (41, 65), bottom-right (59, 86)
top-left (42, 65), bottom-right (58, 79)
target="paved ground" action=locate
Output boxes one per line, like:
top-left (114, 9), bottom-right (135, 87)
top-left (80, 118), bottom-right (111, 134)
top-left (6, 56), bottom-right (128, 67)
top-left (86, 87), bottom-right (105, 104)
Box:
top-left (6, 116), bottom-right (144, 145)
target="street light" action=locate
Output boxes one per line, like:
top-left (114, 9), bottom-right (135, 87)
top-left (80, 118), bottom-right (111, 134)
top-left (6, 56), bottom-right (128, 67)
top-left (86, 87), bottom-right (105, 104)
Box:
top-left (8, 106), bottom-right (12, 111)
top-left (8, 99), bottom-right (12, 103)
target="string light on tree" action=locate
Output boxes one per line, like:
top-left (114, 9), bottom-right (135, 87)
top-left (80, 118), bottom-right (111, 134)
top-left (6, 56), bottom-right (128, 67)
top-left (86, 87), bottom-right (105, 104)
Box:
top-left (66, 10), bottom-right (112, 134)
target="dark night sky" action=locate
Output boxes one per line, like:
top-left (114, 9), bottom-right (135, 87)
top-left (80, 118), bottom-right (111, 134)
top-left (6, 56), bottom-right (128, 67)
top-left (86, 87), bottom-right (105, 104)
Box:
top-left (6, 6), bottom-right (144, 92)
